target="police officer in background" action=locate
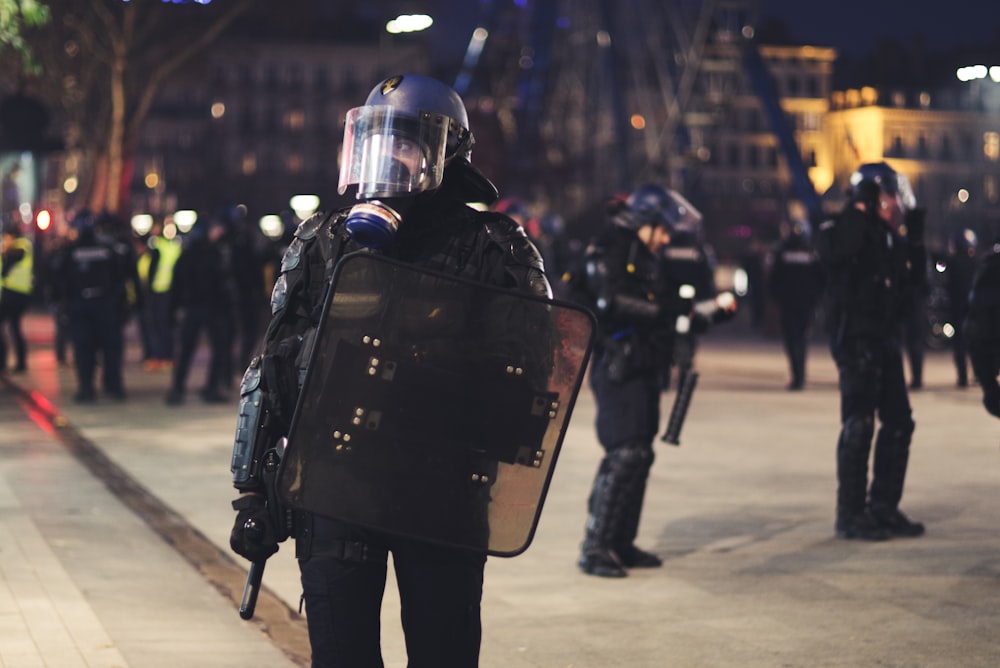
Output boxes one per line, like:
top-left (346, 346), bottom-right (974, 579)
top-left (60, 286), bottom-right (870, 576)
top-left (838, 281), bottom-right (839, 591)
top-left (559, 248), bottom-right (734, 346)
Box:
top-left (227, 74), bottom-right (551, 667)
top-left (817, 162), bottom-right (927, 540)
top-left (574, 184), bottom-right (735, 578)
top-left (0, 223), bottom-right (34, 373)
top-left (767, 219), bottom-right (826, 390)
top-left (945, 228), bottom-right (978, 388)
top-left (52, 210), bottom-right (129, 402)
top-left (965, 235), bottom-right (1000, 419)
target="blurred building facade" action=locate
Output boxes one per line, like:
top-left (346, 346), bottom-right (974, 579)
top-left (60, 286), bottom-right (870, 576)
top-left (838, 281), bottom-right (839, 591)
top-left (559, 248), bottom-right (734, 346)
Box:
top-left (130, 36), bottom-right (429, 222)
top-left (116, 3), bottom-right (998, 257)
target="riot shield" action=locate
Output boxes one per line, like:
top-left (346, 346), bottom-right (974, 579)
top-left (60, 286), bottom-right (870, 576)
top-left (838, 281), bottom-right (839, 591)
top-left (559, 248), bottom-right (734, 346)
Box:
top-left (278, 252), bottom-right (595, 556)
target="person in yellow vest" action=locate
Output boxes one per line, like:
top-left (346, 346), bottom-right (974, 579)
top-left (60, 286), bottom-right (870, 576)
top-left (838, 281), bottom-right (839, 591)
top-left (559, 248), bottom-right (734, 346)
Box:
top-left (0, 224), bottom-right (34, 373)
top-left (139, 218), bottom-right (182, 370)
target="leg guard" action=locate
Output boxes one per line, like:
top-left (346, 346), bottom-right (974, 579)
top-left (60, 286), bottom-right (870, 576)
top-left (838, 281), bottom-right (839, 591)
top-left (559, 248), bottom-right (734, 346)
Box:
top-left (836, 413), bottom-right (875, 518)
top-left (869, 417), bottom-right (915, 512)
top-left (581, 441), bottom-right (654, 556)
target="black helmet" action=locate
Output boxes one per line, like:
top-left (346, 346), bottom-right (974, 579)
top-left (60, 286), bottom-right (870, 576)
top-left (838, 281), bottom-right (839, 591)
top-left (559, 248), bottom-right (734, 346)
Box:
top-left (849, 162), bottom-right (916, 211)
top-left (338, 74), bottom-right (475, 199)
top-left (623, 183), bottom-right (703, 233)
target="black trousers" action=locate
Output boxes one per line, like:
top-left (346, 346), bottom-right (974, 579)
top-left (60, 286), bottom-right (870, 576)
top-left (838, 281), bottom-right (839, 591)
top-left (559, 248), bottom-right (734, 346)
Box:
top-left (0, 288), bottom-right (30, 370)
top-left (832, 336), bottom-right (915, 517)
top-left (69, 296), bottom-right (124, 394)
top-left (299, 517), bottom-right (486, 668)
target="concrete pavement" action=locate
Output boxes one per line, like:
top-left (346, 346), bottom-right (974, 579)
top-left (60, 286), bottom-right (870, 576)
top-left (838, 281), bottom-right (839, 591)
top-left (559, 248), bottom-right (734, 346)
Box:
top-left (2, 311), bottom-right (1000, 667)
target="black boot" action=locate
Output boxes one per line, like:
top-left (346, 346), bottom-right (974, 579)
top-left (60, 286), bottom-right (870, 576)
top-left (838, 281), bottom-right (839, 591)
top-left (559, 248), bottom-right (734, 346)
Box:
top-left (870, 506), bottom-right (925, 537)
top-left (618, 545), bottom-right (662, 568)
top-left (579, 446), bottom-right (652, 578)
top-left (835, 509), bottom-right (890, 541)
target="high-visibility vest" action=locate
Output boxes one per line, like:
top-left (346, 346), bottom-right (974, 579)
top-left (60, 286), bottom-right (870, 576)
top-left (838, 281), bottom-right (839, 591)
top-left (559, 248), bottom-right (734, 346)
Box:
top-left (1, 237), bottom-right (33, 295)
top-left (151, 236), bottom-right (182, 294)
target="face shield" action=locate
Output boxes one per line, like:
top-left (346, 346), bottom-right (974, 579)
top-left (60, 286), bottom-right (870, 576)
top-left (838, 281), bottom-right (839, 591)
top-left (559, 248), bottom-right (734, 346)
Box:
top-left (664, 189), bottom-right (703, 234)
top-left (338, 105), bottom-right (451, 199)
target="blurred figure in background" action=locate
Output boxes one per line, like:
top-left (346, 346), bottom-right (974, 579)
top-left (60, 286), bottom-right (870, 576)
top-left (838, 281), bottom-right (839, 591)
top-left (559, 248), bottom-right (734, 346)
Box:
top-left (51, 210), bottom-right (130, 402)
top-left (965, 236), bottom-right (1000, 418)
top-left (165, 217), bottom-right (234, 405)
top-left (0, 223), bottom-right (34, 373)
top-left (945, 228), bottom-right (978, 388)
top-left (140, 218), bottom-right (182, 371)
top-left (767, 219), bottom-right (826, 390)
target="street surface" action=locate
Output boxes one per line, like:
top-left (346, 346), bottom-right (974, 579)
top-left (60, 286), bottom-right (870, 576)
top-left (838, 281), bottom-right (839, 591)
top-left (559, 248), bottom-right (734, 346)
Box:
top-left (2, 311), bottom-right (1000, 667)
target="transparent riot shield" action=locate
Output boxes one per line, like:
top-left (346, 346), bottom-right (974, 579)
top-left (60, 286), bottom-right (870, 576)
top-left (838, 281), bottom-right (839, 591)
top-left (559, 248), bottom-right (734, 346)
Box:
top-left (278, 252), bottom-right (595, 556)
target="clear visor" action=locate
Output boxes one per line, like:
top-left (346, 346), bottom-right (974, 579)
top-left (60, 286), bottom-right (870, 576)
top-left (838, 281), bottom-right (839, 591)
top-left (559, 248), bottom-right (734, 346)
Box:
top-left (338, 105), bottom-right (450, 199)
top-left (666, 188), bottom-right (704, 233)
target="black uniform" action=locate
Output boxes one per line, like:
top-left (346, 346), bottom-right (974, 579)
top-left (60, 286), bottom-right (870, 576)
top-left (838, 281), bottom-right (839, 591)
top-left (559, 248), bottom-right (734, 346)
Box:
top-left (575, 224), bottom-right (683, 576)
top-left (232, 179), bottom-right (549, 667)
top-left (817, 202), bottom-right (927, 539)
top-left (166, 221), bottom-right (235, 405)
top-left (965, 245), bottom-right (1000, 418)
top-left (945, 242), bottom-right (978, 387)
top-left (52, 224), bottom-right (129, 402)
top-left (767, 230), bottom-right (826, 390)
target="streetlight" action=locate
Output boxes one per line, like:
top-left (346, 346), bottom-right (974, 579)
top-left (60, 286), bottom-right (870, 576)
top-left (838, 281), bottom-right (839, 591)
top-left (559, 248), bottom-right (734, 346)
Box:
top-left (289, 194), bottom-right (320, 220)
top-left (380, 13), bottom-right (433, 73)
top-left (259, 214), bottom-right (284, 240)
top-left (385, 14), bottom-right (433, 34)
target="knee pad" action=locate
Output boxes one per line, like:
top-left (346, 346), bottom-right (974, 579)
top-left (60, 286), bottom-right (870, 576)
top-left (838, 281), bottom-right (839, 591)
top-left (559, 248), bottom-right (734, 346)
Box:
top-left (841, 414), bottom-right (875, 451)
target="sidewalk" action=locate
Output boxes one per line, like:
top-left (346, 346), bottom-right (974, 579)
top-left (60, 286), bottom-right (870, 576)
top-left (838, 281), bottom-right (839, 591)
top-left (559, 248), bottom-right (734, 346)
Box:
top-left (3, 310), bottom-right (1000, 667)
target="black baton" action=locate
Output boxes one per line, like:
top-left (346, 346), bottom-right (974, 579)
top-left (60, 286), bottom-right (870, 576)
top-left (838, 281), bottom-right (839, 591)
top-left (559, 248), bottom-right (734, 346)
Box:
top-left (661, 369), bottom-right (699, 445)
top-left (239, 560), bottom-right (266, 620)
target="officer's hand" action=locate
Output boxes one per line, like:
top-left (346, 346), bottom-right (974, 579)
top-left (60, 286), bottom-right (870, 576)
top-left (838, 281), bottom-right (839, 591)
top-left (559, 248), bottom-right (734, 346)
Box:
top-left (230, 494), bottom-right (280, 562)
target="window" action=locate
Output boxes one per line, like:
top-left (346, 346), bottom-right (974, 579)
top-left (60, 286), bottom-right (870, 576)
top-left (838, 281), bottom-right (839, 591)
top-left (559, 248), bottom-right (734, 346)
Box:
top-left (241, 152), bottom-right (257, 175)
top-left (941, 135), bottom-right (952, 160)
top-left (985, 132), bottom-right (999, 162)
top-left (284, 109), bottom-right (306, 131)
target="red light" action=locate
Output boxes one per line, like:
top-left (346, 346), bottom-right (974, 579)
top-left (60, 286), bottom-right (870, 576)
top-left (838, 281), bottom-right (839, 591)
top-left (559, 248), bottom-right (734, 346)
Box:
top-left (36, 209), bottom-right (52, 231)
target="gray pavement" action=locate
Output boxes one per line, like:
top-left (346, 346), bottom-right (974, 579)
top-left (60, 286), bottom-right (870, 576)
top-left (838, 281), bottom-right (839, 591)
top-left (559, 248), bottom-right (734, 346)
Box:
top-left (3, 311), bottom-right (1000, 667)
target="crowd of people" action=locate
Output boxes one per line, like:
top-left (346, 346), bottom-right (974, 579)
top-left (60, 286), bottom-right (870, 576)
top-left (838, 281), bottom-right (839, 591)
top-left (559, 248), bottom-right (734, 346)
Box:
top-left (0, 206), bottom-right (277, 406)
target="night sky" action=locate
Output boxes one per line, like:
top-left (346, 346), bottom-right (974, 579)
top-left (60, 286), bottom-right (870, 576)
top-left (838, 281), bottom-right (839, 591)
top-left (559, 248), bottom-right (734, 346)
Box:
top-left (759, 0), bottom-right (1000, 55)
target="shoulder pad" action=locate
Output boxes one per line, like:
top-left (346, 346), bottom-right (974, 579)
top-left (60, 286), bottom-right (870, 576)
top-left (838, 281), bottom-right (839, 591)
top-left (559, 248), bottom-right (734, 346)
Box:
top-left (483, 214), bottom-right (544, 269)
top-left (280, 236), bottom-right (305, 272)
top-left (294, 212), bottom-right (327, 240)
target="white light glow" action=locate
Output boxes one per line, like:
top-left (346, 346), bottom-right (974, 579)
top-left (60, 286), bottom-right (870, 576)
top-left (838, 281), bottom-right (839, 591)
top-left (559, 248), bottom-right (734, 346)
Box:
top-left (173, 209), bottom-right (198, 233)
top-left (131, 213), bottom-right (154, 236)
top-left (289, 194), bottom-right (320, 220)
top-left (259, 214), bottom-right (284, 240)
top-left (386, 14), bottom-right (433, 34)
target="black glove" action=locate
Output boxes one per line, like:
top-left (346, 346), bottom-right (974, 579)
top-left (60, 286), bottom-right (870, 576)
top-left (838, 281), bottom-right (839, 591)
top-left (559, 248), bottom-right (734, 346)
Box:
top-left (230, 494), bottom-right (280, 562)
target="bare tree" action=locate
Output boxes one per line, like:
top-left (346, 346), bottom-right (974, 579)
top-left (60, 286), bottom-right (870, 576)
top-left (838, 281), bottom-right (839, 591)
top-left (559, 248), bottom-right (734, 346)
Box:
top-left (5, 0), bottom-right (253, 214)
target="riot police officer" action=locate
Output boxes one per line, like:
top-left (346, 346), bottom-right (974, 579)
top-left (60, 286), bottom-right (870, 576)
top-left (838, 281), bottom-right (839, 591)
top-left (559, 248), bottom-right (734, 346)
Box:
top-left (946, 228), bottom-right (978, 387)
top-left (227, 74), bottom-right (551, 667)
top-left (965, 236), bottom-right (1000, 418)
top-left (52, 210), bottom-right (129, 402)
top-left (817, 162), bottom-right (927, 540)
top-left (767, 220), bottom-right (826, 390)
top-left (574, 184), bottom-right (734, 578)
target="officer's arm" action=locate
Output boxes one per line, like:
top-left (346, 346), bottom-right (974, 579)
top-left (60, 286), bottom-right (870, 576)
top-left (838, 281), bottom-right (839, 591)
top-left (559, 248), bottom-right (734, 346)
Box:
top-left (817, 208), bottom-right (866, 265)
